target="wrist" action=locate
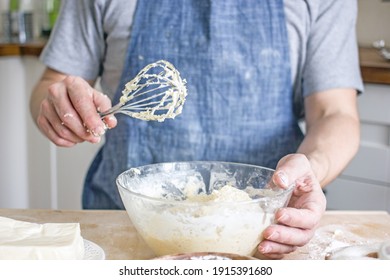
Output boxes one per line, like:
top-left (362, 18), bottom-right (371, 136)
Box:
top-left (305, 152), bottom-right (330, 188)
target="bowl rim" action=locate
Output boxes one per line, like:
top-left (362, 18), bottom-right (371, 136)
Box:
top-left (116, 160), bottom-right (295, 206)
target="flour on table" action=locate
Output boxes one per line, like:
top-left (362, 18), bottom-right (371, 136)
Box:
top-left (289, 224), bottom-right (385, 260)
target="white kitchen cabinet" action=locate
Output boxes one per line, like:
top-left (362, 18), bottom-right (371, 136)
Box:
top-left (55, 142), bottom-right (102, 209)
top-left (0, 56), bottom-right (30, 208)
top-left (326, 178), bottom-right (389, 211)
top-left (325, 83), bottom-right (390, 212)
top-left (0, 55), bottom-right (101, 210)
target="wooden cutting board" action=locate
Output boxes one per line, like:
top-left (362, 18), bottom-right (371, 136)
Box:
top-left (284, 211), bottom-right (390, 260)
top-left (0, 209), bottom-right (389, 260)
top-left (0, 208), bottom-right (155, 260)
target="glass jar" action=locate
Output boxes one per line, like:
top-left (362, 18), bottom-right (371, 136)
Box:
top-left (40, 0), bottom-right (60, 37)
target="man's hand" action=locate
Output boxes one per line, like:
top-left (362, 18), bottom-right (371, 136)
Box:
top-left (256, 154), bottom-right (326, 259)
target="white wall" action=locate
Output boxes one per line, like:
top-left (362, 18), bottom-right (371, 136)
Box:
top-left (0, 1), bottom-right (102, 209)
top-left (357, 0), bottom-right (390, 46)
top-left (0, 56), bottom-right (102, 210)
top-left (0, 57), bottom-right (29, 208)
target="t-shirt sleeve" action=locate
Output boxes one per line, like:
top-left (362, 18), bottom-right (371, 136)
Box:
top-left (39, 0), bottom-right (105, 81)
top-left (302, 0), bottom-right (364, 98)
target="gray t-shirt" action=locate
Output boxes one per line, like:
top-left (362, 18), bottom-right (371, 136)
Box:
top-left (41, 0), bottom-right (363, 117)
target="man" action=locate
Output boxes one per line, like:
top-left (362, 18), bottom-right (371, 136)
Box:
top-left (30, 0), bottom-right (362, 258)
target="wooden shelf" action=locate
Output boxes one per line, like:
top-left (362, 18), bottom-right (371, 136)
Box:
top-left (0, 40), bottom-right (46, 57)
top-left (359, 47), bottom-right (390, 85)
top-left (1, 42), bottom-right (389, 85)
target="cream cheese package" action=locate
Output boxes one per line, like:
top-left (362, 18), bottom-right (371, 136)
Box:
top-left (0, 216), bottom-right (85, 260)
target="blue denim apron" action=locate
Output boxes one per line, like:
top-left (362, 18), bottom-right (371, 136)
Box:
top-left (83, 0), bottom-right (303, 209)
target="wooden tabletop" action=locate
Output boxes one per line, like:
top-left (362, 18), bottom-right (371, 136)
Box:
top-left (0, 208), bottom-right (389, 260)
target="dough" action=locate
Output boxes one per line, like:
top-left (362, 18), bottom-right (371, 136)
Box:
top-left (124, 184), bottom-right (274, 256)
top-left (119, 60), bottom-right (187, 122)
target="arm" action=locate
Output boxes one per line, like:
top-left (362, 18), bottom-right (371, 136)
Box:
top-left (257, 88), bottom-right (359, 259)
top-left (30, 67), bottom-right (117, 147)
top-left (298, 88), bottom-right (360, 187)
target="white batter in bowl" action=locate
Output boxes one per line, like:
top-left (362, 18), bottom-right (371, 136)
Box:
top-left (117, 161), bottom-right (294, 257)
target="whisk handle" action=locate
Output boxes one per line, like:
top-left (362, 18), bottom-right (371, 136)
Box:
top-left (99, 102), bottom-right (123, 119)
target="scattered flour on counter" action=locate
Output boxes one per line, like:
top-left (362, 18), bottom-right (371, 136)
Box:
top-left (293, 224), bottom-right (384, 260)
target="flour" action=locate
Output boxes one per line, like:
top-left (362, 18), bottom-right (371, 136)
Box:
top-left (289, 224), bottom-right (385, 260)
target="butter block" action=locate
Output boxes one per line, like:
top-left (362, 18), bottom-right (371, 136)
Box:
top-left (0, 216), bottom-right (85, 260)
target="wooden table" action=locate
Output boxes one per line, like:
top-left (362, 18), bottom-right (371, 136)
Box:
top-left (0, 209), bottom-right (389, 260)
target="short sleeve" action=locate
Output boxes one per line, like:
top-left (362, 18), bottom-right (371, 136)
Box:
top-left (302, 0), bottom-right (364, 98)
top-left (39, 0), bottom-right (105, 81)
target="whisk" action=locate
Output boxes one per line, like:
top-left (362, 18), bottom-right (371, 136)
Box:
top-left (100, 60), bottom-right (187, 122)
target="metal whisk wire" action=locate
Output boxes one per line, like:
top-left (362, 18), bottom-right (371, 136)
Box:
top-left (100, 60), bottom-right (187, 122)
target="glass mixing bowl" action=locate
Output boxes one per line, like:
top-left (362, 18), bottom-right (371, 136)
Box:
top-left (117, 161), bottom-right (294, 257)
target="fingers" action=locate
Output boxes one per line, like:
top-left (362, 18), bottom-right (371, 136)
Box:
top-left (260, 153), bottom-right (327, 259)
top-left (66, 76), bottom-right (118, 133)
top-left (36, 75), bottom-right (117, 147)
top-left (275, 206), bottom-right (322, 229)
top-left (48, 81), bottom-right (97, 140)
top-left (38, 95), bottom-right (84, 147)
top-left (37, 105), bottom-right (78, 147)
top-left (256, 223), bottom-right (315, 259)
top-left (257, 239), bottom-right (297, 259)
top-left (93, 91), bottom-right (117, 129)
top-left (273, 154), bottom-right (312, 187)
top-left (262, 222), bottom-right (316, 247)
top-left (273, 154), bottom-right (326, 226)
top-left (64, 76), bottom-right (107, 137)
top-left (256, 189), bottom-right (326, 259)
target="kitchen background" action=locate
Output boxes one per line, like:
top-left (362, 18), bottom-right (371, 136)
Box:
top-left (0, 0), bottom-right (389, 210)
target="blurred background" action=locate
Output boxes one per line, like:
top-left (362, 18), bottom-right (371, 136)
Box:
top-left (0, 0), bottom-right (389, 210)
